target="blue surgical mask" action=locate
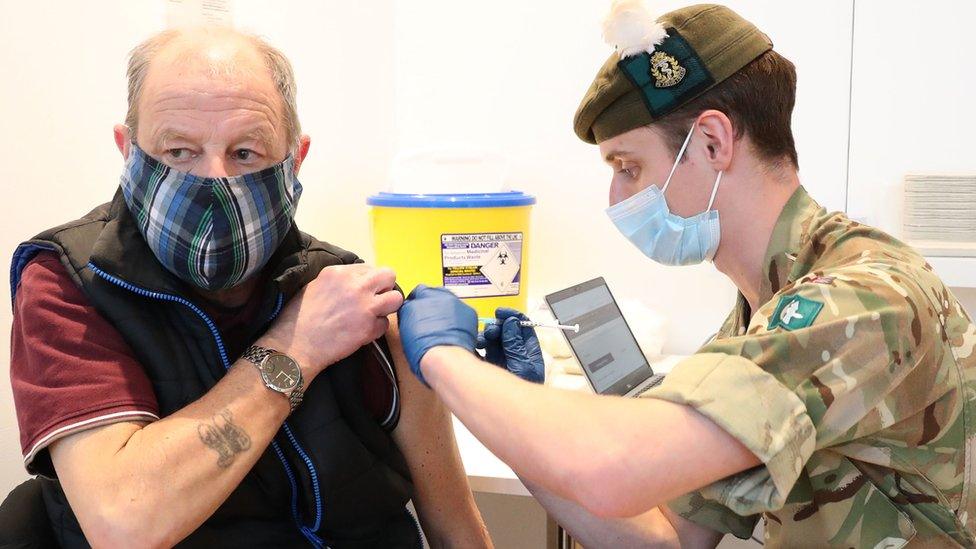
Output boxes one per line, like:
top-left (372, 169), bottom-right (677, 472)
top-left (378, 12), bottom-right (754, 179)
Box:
top-left (605, 124), bottom-right (723, 266)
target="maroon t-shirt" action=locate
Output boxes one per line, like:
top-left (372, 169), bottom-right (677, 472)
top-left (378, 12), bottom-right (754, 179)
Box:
top-left (10, 252), bottom-right (393, 477)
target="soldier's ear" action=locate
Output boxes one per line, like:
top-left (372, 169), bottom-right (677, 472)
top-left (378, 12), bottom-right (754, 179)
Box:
top-left (695, 110), bottom-right (734, 171)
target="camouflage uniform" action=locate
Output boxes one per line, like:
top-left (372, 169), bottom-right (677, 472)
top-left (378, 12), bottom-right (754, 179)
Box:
top-left (571, 3), bottom-right (976, 542)
top-left (641, 186), bottom-right (976, 547)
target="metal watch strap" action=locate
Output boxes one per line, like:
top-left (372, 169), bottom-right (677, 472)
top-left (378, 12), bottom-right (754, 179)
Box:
top-left (288, 379), bottom-right (304, 411)
top-left (242, 345), bottom-right (275, 365)
top-left (242, 345), bottom-right (304, 413)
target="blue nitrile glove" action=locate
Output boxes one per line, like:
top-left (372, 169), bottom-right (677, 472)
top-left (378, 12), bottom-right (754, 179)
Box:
top-left (397, 285), bottom-right (478, 386)
top-left (476, 321), bottom-right (505, 367)
top-left (476, 307), bottom-right (545, 383)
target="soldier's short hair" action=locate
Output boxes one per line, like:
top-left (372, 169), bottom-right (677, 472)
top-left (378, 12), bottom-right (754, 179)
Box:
top-left (653, 50), bottom-right (800, 171)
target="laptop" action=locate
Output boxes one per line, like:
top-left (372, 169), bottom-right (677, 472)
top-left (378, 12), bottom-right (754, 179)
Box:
top-left (545, 277), bottom-right (664, 397)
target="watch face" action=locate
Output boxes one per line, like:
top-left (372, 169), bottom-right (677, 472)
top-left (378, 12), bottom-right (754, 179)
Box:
top-left (262, 353), bottom-right (301, 392)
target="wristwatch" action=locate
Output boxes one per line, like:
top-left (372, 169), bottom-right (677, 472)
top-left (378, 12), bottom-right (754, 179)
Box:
top-left (242, 345), bottom-right (305, 413)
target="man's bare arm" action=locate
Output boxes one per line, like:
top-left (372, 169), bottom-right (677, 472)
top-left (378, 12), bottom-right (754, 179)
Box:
top-left (660, 506), bottom-right (727, 548)
top-left (523, 476), bottom-right (680, 548)
top-left (52, 355), bottom-right (293, 547)
top-left (421, 346), bottom-right (760, 519)
top-left (385, 321), bottom-right (492, 548)
top-left (521, 476), bottom-right (723, 548)
top-left (50, 265), bottom-right (403, 547)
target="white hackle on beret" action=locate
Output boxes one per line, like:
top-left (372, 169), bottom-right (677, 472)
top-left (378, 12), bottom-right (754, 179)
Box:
top-left (601, 0), bottom-right (668, 59)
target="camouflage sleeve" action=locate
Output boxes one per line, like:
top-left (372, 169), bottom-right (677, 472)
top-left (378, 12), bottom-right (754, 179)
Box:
top-left (667, 491), bottom-right (760, 539)
top-left (647, 266), bottom-right (938, 521)
top-left (641, 351), bottom-right (816, 520)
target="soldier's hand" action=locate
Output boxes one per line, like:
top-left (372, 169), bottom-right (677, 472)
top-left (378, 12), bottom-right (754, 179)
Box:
top-left (477, 308), bottom-right (545, 384)
top-left (262, 264), bottom-right (404, 379)
top-left (397, 285), bottom-right (479, 386)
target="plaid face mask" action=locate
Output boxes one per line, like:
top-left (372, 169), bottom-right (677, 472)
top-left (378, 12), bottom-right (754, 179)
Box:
top-left (119, 144), bottom-right (303, 291)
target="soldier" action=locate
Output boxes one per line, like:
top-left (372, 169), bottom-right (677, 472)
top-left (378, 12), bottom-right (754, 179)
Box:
top-left (395, 2), bottom-right (976, 547)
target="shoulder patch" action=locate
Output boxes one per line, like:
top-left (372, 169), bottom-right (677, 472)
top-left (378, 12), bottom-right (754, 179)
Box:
top-left (768, 294), bottom-right (823, 331)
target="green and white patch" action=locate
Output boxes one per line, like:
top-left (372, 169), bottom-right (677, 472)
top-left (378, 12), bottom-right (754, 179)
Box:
top-left (768, 295), bottom-right (823, 331)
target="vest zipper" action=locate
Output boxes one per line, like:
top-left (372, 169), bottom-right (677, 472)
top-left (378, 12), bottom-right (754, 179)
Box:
top-left (87, 262), bottom-right (325, 548)
top-left (406, 507), bottom-right (424, 549)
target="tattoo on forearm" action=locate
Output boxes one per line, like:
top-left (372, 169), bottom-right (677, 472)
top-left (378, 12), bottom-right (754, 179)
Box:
top-left (198, 409), bottom-right (251, 468)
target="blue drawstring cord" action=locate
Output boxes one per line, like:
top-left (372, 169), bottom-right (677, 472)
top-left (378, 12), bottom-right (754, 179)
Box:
top-left (265, 292), bottom-right (325, 536)
top-left (87, 262), bottom-right (325, 547)
top-left (282, 423), bottom-right (324, 532)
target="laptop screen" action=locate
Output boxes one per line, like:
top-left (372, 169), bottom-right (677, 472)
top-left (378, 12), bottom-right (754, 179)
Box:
top-left (545, 277), bottom-right (654, 396)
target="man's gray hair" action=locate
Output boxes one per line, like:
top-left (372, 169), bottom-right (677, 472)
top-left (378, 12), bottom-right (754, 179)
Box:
top-left (124, 28), bottom-right (302, 151)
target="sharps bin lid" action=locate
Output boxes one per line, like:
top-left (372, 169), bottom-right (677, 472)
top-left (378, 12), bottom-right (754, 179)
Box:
top-left (366, 191), bottom-right (536, 208)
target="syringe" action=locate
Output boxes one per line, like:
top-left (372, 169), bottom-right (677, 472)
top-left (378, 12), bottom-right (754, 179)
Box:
top-left (479, 318), bottom-right (580, 333)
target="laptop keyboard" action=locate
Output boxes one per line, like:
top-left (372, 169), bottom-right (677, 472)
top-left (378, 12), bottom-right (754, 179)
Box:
top-left (633, 374), bottom-right (665, 397)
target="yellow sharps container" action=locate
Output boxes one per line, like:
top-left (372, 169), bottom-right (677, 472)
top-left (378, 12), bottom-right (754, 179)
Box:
top-left (368, 191), bottom-right (535, 321)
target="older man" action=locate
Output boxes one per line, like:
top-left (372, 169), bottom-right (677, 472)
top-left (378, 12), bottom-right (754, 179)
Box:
top-left (7, 28), bottom-right (490, 548)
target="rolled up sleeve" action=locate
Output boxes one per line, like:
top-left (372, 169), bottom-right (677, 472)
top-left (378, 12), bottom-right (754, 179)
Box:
top-left (667, 491), bottom-right (759, 539)
top-left (641, 353), bottom-right (816, 518)
top-left (642, 263), bottom-right (942, 538)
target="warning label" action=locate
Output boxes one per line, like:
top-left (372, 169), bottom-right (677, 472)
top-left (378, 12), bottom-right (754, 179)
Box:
top-left (442, 232), bottom-right (523, 298)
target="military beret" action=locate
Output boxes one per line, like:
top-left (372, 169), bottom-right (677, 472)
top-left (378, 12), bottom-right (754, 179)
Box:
top-left (574, 2), bottom-right (773, 144)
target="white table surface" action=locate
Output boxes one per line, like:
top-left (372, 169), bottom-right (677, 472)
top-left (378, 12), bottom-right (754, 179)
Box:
top-left (454, 354), bottom-right (687, 496)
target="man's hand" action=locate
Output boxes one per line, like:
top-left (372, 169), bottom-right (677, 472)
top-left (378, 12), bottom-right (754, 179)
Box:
top-left (49, 264), bottom-right (403, 547)
top-left (477, 307), bottom-right (544, 383)
top-left (397, 285), bottom-right (478, 385)
top-left (263, 264), bottom-right (403, 378)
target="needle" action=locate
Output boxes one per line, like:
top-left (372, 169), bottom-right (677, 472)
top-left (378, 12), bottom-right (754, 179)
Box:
top-left (479, 318), bottom-right (580, 333)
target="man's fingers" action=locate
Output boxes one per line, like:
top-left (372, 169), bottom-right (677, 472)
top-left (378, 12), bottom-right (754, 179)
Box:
top-left (365, 267), bottom-right (397, 293)
top-left (371, 316), bottom-right (390, 339)
top-left (372, 288), bottom-right (404, 316)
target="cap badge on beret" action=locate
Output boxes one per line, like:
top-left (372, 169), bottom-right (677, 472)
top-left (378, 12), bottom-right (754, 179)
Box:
top-left (649, 51), bottom-right (685, 87)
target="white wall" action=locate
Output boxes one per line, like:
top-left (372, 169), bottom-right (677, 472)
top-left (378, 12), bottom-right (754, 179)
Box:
top-left (846, 0), bottom-right (976, 321)
top-left (847, 0), bottom-right (976, 236)
top-left (1, 0), bottom-right (154, 501)
top-left (0, 0), bottom-right (394, 497)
